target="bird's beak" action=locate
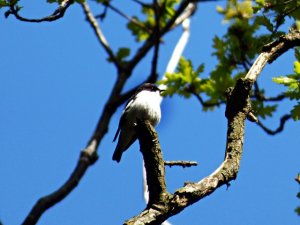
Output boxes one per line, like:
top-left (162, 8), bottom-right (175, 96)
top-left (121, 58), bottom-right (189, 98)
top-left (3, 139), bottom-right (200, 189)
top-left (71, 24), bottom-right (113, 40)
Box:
top-left (159, 89), bottom-right (165, 93)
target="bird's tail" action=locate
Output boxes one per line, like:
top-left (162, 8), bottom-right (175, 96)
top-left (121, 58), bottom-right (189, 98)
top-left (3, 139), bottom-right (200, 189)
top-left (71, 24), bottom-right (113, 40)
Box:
top-left (112, 149), bottom-right (122, 163)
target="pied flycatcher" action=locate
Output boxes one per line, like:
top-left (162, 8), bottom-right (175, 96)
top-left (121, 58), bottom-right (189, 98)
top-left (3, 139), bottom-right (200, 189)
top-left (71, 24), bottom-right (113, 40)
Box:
top-left (112, 83), bottom-right (163, 162)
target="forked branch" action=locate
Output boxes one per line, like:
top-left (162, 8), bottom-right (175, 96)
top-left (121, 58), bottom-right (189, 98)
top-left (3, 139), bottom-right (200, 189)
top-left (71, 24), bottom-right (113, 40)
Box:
top-left (124, 29), bottom-right (300, 225)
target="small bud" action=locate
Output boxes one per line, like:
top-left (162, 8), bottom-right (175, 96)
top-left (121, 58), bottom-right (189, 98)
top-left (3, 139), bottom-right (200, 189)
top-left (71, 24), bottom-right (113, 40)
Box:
top-left (247, 111), bottom-right (258, 123)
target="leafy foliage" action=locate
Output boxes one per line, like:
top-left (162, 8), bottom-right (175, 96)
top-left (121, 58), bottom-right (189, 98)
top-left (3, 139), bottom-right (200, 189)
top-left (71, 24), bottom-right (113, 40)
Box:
top-left (127, 0), bottom-right (179, 42)
top-left (252, 100), bottom-right (278, 119)
top-left (158, 57), bottom-right (205, 98)
top-left (159, 0), bottom-right (300, 121)
top-left (0, 0), bottom-right (19, 9)
top-left (0, 0), bottom-right (10, 8)
top-left (273, 48), bottom-right (300, 120)
top-left (107, 47), bottom-right (130, 64)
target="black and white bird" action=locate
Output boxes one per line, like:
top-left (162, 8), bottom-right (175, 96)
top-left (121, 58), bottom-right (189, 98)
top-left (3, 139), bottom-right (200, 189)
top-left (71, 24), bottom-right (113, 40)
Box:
top-left (112, 83), bottom-right (164, 162)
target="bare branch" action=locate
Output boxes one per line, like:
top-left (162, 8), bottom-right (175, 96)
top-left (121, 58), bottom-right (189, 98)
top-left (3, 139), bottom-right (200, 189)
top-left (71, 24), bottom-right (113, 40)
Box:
top-left (172, 3), bottom-right (197, 28)
top-left (164, 161), bottom-right (198, 168)
top-left (80, 2), bottom-right (121, 70)
top-left (149, 0), bottom-right (161, 82)
top-left (6, 0), bottom-right (74, 22)
top-left (191, 91), bottom-right (225, 107)
top-left (246, 29), bottom-right (300, 81)
top-left (103, 3), bottom-right (153, 34)
top-left (21, 151), bottom-right (98, 225)
top-left (252, 81), bottom-right (286, 102)
top-left (132, 0), bottom-right (153, 7)
top-left (256, 114), bottom-right (292, 135)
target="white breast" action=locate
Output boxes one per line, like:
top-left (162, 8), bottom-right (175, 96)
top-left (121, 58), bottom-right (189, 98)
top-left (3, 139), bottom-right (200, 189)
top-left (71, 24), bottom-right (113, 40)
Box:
top-left (126, 90), bottom-right (162, 126)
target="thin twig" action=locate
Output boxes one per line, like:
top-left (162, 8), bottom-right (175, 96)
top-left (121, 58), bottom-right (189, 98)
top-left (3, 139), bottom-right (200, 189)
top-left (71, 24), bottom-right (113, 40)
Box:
top-left (192, 92), bottom-right (225, 107)
top-left (251, 93), bottom-right (286, 101)
top-left (131, 0), bottom-right (153, 7)
top-left (256, 114), bottom-right (292, 135)
top-left (6, 0), bottom-right (74, 22)
top-left (164, 161), bottom-right (198, 168)
top-left (149, 0), bottom-right (161, 82)
top-left (101, 3), bottom-right (153, 34)
top-left (81, 2), bottom-right (121, 70)
top-left (127, 0), bottom-right (193, 71)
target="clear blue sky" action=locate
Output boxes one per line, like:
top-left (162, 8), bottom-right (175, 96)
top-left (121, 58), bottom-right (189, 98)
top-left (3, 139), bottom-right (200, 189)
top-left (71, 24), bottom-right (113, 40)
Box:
top-left (1, 1), bottom-right (299, 225)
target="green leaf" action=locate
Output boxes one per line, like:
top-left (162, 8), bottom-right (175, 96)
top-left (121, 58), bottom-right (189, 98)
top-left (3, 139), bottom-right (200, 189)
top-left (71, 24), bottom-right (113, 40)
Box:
top-left (255, 16), bottom-right (273, 32)
top-left (255, 0), bottom-right (265, 6)
top-left (295, 207), bottom-right (300, 216)
top-left (285, 91), bottom-right (300, 100)
top-left (116, 47), bottom-right (130, 61)
top-left (291, 103), bottom-right (300, 121)
top-left (252, 101), bottom-right (278, 119)
top-left (294, 61), bottom-right (300, 74)
top-left (107, 47), bottom-right (130, 63)
top-left (0, 0), bottom-right (9, 7)
top-left (158, 57), bottom-right (206, 99)
top-left (1, 0), bottom-right (19, 8)
top-left (272, 76), bottom-right (297, 86)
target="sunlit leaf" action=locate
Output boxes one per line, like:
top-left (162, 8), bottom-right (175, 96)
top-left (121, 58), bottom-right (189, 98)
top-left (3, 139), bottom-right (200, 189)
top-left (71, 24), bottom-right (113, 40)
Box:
top-left (291, 103), bottom-right (300, 121)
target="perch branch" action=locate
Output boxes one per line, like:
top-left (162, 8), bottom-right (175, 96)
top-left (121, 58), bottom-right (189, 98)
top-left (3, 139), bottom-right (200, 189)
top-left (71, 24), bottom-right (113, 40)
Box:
top-left (136, 120), bottom-right (169, 206)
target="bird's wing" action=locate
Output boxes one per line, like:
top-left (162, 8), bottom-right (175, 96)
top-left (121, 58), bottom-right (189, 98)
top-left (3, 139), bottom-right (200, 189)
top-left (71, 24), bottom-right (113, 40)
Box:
top-left (113, 90), bottom-right (138, 142)
top-left (113, 111), bottom-right (127, 142)
top-left (113, 128), bottom-right (137, 162)
top-left (113, 127), bottom-right (121, 142)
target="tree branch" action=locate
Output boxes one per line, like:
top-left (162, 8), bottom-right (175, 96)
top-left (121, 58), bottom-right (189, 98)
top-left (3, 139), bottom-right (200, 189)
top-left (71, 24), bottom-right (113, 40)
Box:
top-left (136, 120), bottom-right (169, 206)
top-left (256, 114), bottom-right (292, 135)
top-left (123, 28), bottom-right (300, 225)
top-left (149, 0), bottom-right (161, 83)
top-left (191, 91), bottom-right (225, 107)
top-left (21, 152), bottom-right (97, 225)
top-left (125, 78), bottom-right (253, 225)
top-left (126, 0), bottom-right (194, 71)
top-left (81, 2), bottom-right (121, 70)
top-left (98, 2), bottom-right (153, 34)
top-left (6, 0), bottom-right (74, 22)
top-left (164, 161), bottom-right (198, 168)
top-left (19, 1), bottom-right (195, 225)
